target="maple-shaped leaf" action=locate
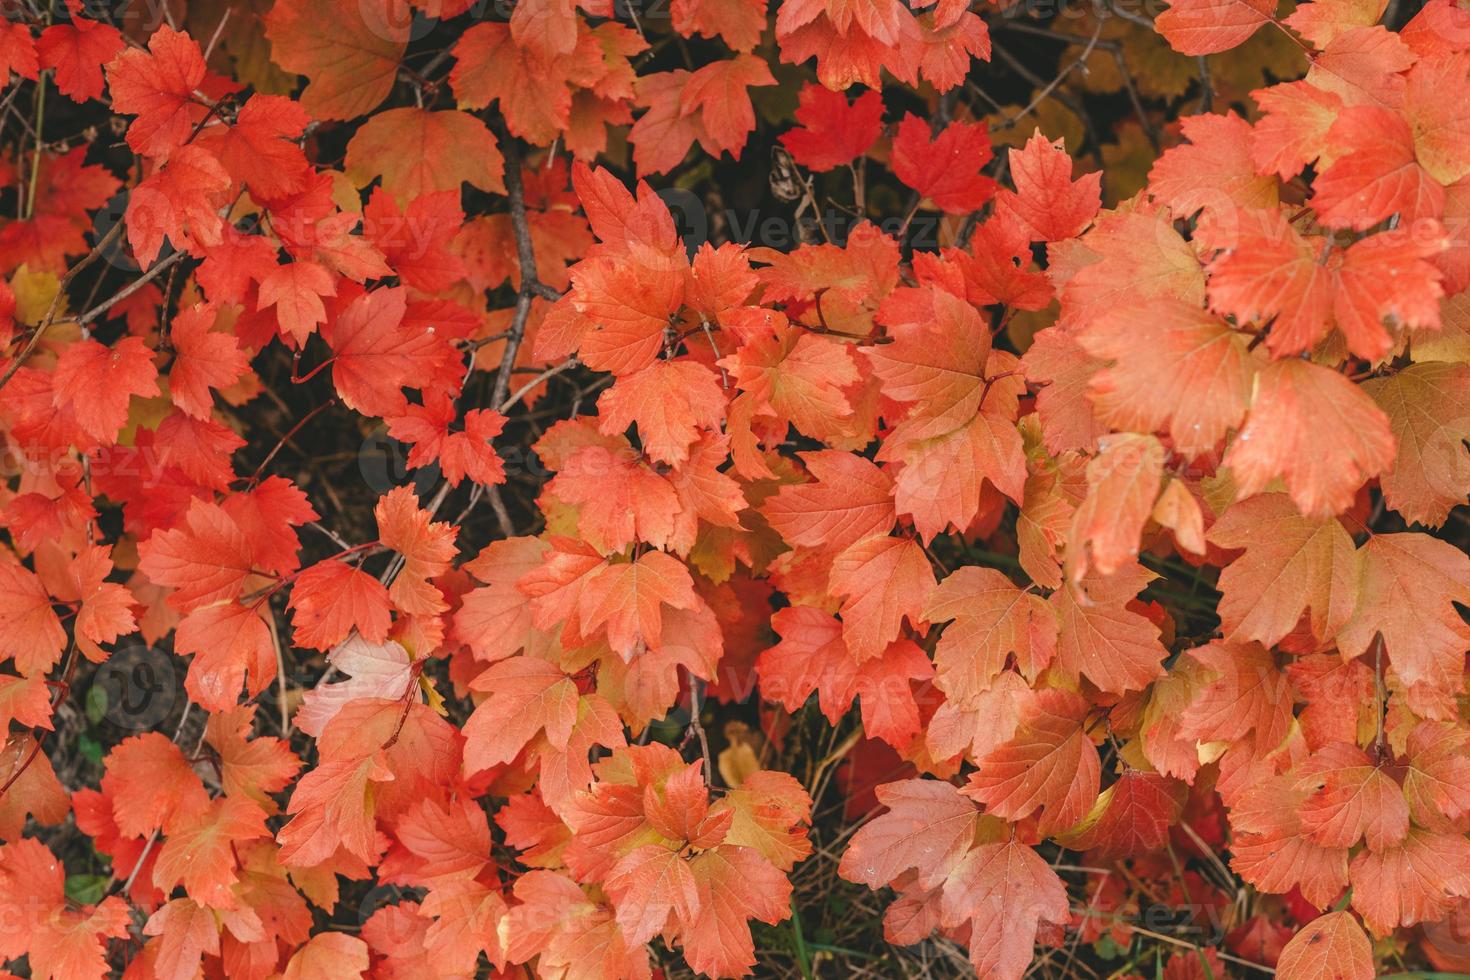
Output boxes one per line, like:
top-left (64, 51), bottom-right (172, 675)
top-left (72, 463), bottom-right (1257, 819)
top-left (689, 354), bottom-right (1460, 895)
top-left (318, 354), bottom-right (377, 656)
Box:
top-left (890, 114), bottom-right (996, 213)
top-left (678, 54), bottom-right (777, 158)
top-left (221, 476), bottom-right (316, 577)
top-left (174, 601), bottom-right (275, 712)
top-left (940, 837), bottom-right (1071, 980)
top-left (1311, 107), bottom-right (1444, 231)
top-left (1075, 298), bottom-right (1254, 458)
top-left (463, 657), bottom-right (579, 773)
top-left (205, 706), bottom-right (301, 810)
top-left (597, 359), bottom-right (727, 466)
top-left (1051, 563), bottom-right (1168, 696)
top-left (195, 94), bottom-right (313, 201)
top-left (1230, 778), bottom-right (1352, 909)
top-left (101, 731), bottom-right (210, 837)
top-left (453, 536), bottom-right (550, 664)
top-left (1208, 494), bottom-right (1360, 649)
top-left (1349, 829), bottom-right (1470, 935)
top-left (867, 284), bottom-right (993, 441)
top-left (287, 559), bottom-right (392, 651)
top-left (672, 0), bottom-right (769, 51)
top-left (324, 287), bottom-right (461, 418)
top-left (57, 544), bottom-right (136, 662)
top-left (757, 607), bottom-right (932, 749)
top-left (681, 844), bottom-right (794, 977)
top-left (0, 560), bottom-right (67, 676)
top-left (345, 108), bottom-right (505, 199)
top-left (885, 406), bottom-right (1026, 542)
top-left (387, 392), bottom-right (507, 489)
top-left (142, 897), bottom-right (223, 980)
top-left (579, 550), bottom-right (701, 659)
top-left (36, 7), bottom-right (123, 103)
top-left (779, 83), bottom-right (883, 172)
top-left (258, 260), bottom-right (337, 346)
top-left (138, 499), bottom-right (256, 613)
top-left (376, 486), bottom-right (457, 617)
top-left (828, 534), bottom-right (936, 662)
top-left (1249, 80), bottom-right (1345, 181)
top-left (126, 144), bottom-right (232, 267)
top-left (1177, 641), bottom-right (1293, 752)
top-left (1276, 912), bottom-right (1375, 980)
top-left (561, 252), bottom-right (688, 376)
top-left (104, 25), bottom-right (208, 160)
top-left (52, 335), bottom-right (159, 445)
top-left (504, 872), bottom-right (652, 979)
top-left (715, 770), bottom-right (813, 872)
top-left (1020, 329), bottom-right (1107, 455)
top-left (0, 22), bottom-right (37, 86)
top-left (153, 796), bottom-right (270, 909)
top-left (167, 303), bottom-right (250, 420)
top-left (965, 688), bottom-right (1100, 836)
top-left (537, 694), bottom-right (630, 818)
top-left (282, 700), bottom-right (460, 868)
top-left (928, 669), bottom-right (1036, 764)
top-left (923, 566), bottom-right (1057, 702)
top-left (1147, 111), bottom-right (1279, 235)
top-left (1207, 209), bottom-right (1444, 360)
top-left (1310, 28), bottom-right (1409, 108)
top-left (1067, 433), bottom-right (1165, 580)
top-left (721, 324), bottom-right (863, 447)
top-left (605, 844), bottom-right (701, 945)
top-left (1224, 358), bottom-right (1395, 518)
top-left (839, 778), bottom-right (982, 891)
top-left (1403, 720), bottom-right (1470, 826)
top-left (1055, 206), bottom-right (1205, 333)
top-left (761, 450), bottom-right (895, 555)
top-left (1155, 0), bottom-right (1277, 54)
top-left (264, 0), bottom-right (405, 120)
top-left (418, 876), bottom-right (512, 975)
top-left (387, 795), bottom-right (493, 885)
top-left (1363, 362), bottom-right (1470, 528)
top-left (995, 129), bottom-right (1101, 242)
top-left (1336, 532), bottom-right (1470, 694)
top-left (0, 672), bottom-right (51, 731)
top-left (365, 189), bottom-right (467, 293)
top-left (1297, 743), bottom-right (1409, 852)
top-left (0, 838), bottom-right (131, 980)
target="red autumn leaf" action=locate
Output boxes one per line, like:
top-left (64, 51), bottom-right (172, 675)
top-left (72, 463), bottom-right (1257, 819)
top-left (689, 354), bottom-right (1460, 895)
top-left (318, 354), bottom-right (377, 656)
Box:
top-left (345, 108), bottom-right (506, 200)
top-left (167, 303), bottom-right (250, 419)
top-left (890, 114), bottom-right (996, 213)
top-left (51, 335), bottom-right (159, 444)
top-left (995, 129), bottom-right (1102, 242)
top-left (264, 0), bottom-right (406, 120)
top-left (1156, 0), bottom-right (1277, 54)
top-left (288, 559), bottom-right (393, 651)
top-left (258, 260), bottom-right (337, 346)
top-left (0, 22), bottom-right (38, 85)
top-left (104, 25), bottom-right (209, 160)
top-left (779, 83), bottom-right (883, 172)
top-left (126, 144), bottom-right (233, 267)
top-left (36, 5), bottom-right (124, 103)
top-left (0, 838), bottom-right (131, 980)
top-left (195, 94), bottom-right (313, 200)
top-left (965, 688), bottom-right (1101, 836)
top-left (323, 286), bottom-right (462, 417)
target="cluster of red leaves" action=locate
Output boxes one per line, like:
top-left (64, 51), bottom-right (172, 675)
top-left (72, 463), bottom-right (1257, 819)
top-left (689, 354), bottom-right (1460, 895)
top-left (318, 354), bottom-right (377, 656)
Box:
top-left (0, 0), bottom-right (1467, 977)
